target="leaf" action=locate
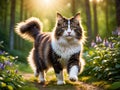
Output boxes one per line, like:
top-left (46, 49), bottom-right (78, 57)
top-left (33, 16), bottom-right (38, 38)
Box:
top-left (7, 85), bottom-right (13, 90)
top-left (115, 64), bottom-right (120, 69)
top-left (88, 50), bottom-right (94, 55)
top-left (109, 82), bottom-right (120, 90)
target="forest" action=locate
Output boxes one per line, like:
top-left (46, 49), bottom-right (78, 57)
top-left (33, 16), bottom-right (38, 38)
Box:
top-left (0, 0), bottom-right (120, 90)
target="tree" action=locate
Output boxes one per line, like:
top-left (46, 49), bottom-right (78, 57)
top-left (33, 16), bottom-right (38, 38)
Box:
top-left (9, 0), bottom-right (16, 50)
top-left (105, 0), bottom-right (109, 32)
top-left (3, 0), bottom-right (8, 31)
top-left (93, 0), bottom-right (98, 37)
top-left (85, 0), bottom-right (92, 42)
top-left (20, 0), bottom-right (23, 21)
top-left (116, 0), bottom-right (120, 27)
top-left (71, 0), bottom-right (76, 15)
top-left (19, 0), bottom-right (24, 50)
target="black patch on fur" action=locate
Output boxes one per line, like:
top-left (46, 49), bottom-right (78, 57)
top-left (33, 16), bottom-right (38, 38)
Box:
top-left (67, 52), bottom-right (80, 73)
top-left (49, 45), bottom-right (63, 74)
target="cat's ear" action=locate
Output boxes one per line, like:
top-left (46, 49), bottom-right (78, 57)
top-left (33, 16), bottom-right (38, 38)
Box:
top-left (57, 12), bottom-right (63, 21)
top-left (74, 13), bottom-right (80, 21)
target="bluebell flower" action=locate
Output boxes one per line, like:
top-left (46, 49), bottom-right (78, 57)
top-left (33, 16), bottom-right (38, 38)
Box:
top-left (118, 30), bottom-right (120, 36)
top-left (4, 60), bottom-right (11, 66)
top-left (0, 50), bottom-right (3, 55)
top-left (109, 42), bottom-right (115, 48)
top-left (91, 40), bottom-right (96, 47)
top-left (9, 62), bottom-right (13, 66)
top-left (96, 35), bottom-right (102, 43)
top-left (103, 38), bottom-right (109, 47)
top-left (112, 30), bottom-right (118, 35)
top-left (0, 63), bottom-right (5, 70)
top-left (112, 27), bottom-right (120, 36)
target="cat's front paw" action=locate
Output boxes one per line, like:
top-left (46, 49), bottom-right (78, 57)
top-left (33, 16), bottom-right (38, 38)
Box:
top-left (69, 75), bottom-right (78, 82)
top-left (57, 80), bottom-right (65, 85)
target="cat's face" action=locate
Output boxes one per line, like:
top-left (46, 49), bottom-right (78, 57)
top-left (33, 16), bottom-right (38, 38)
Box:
top-left (54, 13), bottom-right (83, 42)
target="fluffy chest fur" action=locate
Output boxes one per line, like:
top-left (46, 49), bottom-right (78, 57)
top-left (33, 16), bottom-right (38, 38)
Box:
top-left (51, 38), bottom-right (81, 60)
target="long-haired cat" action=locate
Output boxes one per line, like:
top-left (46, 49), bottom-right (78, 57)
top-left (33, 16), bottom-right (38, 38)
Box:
top-left (15, 13), bottom-right (85, 85)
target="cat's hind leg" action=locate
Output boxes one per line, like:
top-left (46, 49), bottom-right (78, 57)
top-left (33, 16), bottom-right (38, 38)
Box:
top-left (39, 71), bottom-right (46, 84)
top-left (34, 68), bottom-right (39, 77)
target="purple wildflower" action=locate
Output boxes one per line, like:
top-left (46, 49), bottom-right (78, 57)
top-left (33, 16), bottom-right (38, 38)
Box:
top-left (96, 35), bottom-right (102, 43)
top-left (109, 42), bottom-right (115, 48)
top-left (91, 40), bottom-right (96, 47)
top-left (0, 50), bottom-right (3, 55)
top-left (4, 60), bottom-right (11, 66)
top-left (103, 38), bottom-right (109, 47)
top-left (112, 30), bottom-right (118, 35)
top-left (113, 27), bottom-right (120, 36)
top-left (118, 29), bottom-right (120, 36)
top-left (0, 63), bottom-right (5, 70)
top-left (9, 62), bottom-right (13, 66)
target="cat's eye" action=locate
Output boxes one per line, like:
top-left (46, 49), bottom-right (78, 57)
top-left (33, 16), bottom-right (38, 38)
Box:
top-left (71, 27), bottom-right (77, 30)
top-left (62, 27), bottom-right (67, 30)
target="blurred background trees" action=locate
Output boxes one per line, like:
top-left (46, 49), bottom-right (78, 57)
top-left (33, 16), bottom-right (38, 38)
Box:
top-left (0, 0), bottom-right (118, 62)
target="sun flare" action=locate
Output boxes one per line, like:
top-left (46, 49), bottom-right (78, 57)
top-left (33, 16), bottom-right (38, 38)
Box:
top-left (89, 0), bottom-right (103, 2)
top-left (44, 0), bottom-right (51, 4)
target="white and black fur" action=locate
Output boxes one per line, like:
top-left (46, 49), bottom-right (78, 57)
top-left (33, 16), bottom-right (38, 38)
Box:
top-left (15, 13), bottom-right (85, 85)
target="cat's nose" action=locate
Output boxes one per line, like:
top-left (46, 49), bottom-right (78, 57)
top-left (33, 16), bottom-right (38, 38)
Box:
top-left (67, 32), bottom-right (71, 35)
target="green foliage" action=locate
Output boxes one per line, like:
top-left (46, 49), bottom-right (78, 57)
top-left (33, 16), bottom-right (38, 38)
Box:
top-left (83, 33), bottom-right (120, 82)
top-left (0, 41), bottom-right (24, 90)
top-left (108, 81), bottom-right (120, 90)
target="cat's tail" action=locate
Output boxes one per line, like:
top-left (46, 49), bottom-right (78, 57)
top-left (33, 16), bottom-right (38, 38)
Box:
top-left (15, 17), bottom-right (42, 41)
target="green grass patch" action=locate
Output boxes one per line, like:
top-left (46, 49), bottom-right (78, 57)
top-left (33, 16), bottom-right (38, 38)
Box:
top-left (18, 82), bottom-right (38, 90)
top-left (17, 62), bottom-right (33, 73)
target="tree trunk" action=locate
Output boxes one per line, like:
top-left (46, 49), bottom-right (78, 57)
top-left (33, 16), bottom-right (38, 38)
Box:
top-left (93, 0), bottom-right (98, 37)
top-left (116, 0), bottom-right (120, 27)
top-left (20, 0), bottom-right (23, 21)
top-left (71, 0), bottom-right (76, 15)
top-left (19, 0), bottom-right (23, 50)
top-left (24, 0), bottom-right (28, 19)
top-left (85, 0), bottom-right (92, 42)
top-left (9, 0), bottom-right (16, 50)
top-left (4, 0), bottom-right (8, 31)
top-left (105, 0), bottom-right (109, 33)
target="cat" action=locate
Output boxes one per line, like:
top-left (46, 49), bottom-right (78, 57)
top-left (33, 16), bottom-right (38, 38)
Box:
top-left (15, 12), bottom-right (85, 85)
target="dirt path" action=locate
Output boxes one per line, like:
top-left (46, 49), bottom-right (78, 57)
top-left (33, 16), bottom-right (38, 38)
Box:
top-left (22, 73), bottom-right (103, 90)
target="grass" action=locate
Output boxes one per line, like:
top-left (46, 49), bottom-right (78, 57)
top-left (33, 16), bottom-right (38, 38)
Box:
top-left (17, 62), bottom-right (33, 73)
top-left (17, 82), bottom-right (38, 90)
